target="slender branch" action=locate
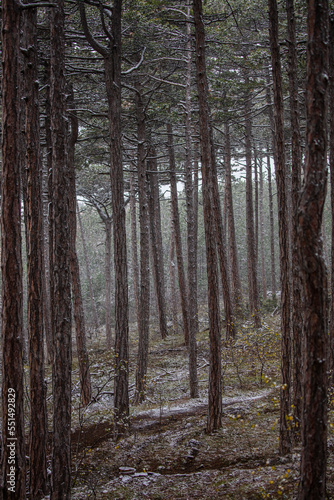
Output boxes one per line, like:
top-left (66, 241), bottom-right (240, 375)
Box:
top-left (99, 4), bottom-right (113, 43)
top-left (78, 0), bottom-right (109, 57)
top-left (19, 1), bottom-right (57, 8)
top-left (122, 47), bottom-right (147, 75)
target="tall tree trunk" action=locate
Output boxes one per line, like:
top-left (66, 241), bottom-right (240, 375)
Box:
top-left (193, 140), bottom-right (200, 333)
top-left (68, 86), bottom-right (92, 406)
top-left (297, 1), bottom-right (329, 497)
top-left (50, 0), bottom-right (72, 496)
top-left (134, 87), bottom-right (150, 405)
top-left (44, 60), bottom-right (55, 365)
top-left (167, 123), bottom-right (190, 346)
top-left (224, 121), bottom-right (243, 311)
top-left (265, 66), bottom-right (278, 299)
top-left (129, 173), bottom-right (140, 326)
top-left (211, 157), bottom-right (235, 339)
top-left (185, 4), bottom-right (199, 397)
top-left (100, 0), bottom-right (129, 433)
top-left (41, 157), bottom-right (52, 364)
top-left (104, 218), bottom-right (113, 349)
top-left (79, 0), bottom-right (130, 431)
top-left (193, 0), bottom-right (222, 432)
top-left (254, 146), bottom-right (259, 266)
top-left (268, 0), bottom-right (292, 456)
top-left (169, 213), bottom-right (179, 335)
top-left (77, 203), bottom-right (99, 331)
top-left (244, 83), bottom-right (261, 328)
top-left (329, 13), bottom-right (334, 383)
top-left (147, 147), bottom-right (168, 339)
top-left (286, 0), bottom-right (303, 438)
top-left (22, 5), bottom-right (48, 497)
top-left (266, 149), bottom-right (277, 295)
top-left (1, 1), bottom-right (27, 497)
top-left (259, 156), bottom-right (267, 300)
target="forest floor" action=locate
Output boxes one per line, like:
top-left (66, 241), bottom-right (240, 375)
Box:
top-left (45, 310), bottom-right (334, 499)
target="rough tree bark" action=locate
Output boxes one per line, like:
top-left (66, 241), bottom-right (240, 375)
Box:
top-left (104, 218), bottom-right (113, 349)
top-left (268, 0), bottom-right (292, 455)
top-left (193, 137), bottom-right (200, 333)
top-left (21, 4), bottom-right (48, 497)
top-left (1, 0), bottom-right (27, 497)
top-left (167, 123), bottom-right (190, 346)
top-left (330, 12), bottom-right (334, 383)
top-left (129, 173), bottom-right (140, 327)
top-left (134, 86), bottom-right (151, 404)
top-left (193, 0), bottom-right (222, 432)
top-left (254, 147), bottom-right (259, 266)
top-left (44, 60), bottom-right (55, 365)
top-left (286, 0), bottom-right (303, 438)
top-left (297, 0), bottom-right (329, 497)
top-left (266, 148), bottom-right (277, 296)
top-left (169, 213), bottom-right (179, 335)
top-left (184, 6), bottom-right (199, 397)
top-left (259, 156), bottom-right (267, 300)
top-left (41, 157), bottom-right (53, 364)
top-left (224, 121), bottom-right (243, 311)
top-left (50, 0), bottom-right (72, 496)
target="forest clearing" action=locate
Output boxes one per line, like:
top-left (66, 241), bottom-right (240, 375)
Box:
top-left (1, 0), bottom-right (333, 498)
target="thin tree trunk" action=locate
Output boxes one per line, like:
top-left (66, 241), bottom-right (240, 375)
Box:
top-left (193, 0), bottom-right (222, 432)
top-left (224, 121), bottom-right (243, 311)
top-left (244, 82), bottom-right (261, 328)
top-left (169, 213), bottom-right (179, 335)
top-left (129, 173), bottom-right (140, 327)
top-left (22, 5), bottom-right (48, 497)
top-left (68, 86), bottom-right (92, 406)
top-left (193, 141), bottom-right (200, 333)
top-left (185, 4), bottom-right (199, 398)
top-left (50, 0), bottom-right (72, 496)
top-left (1, 1), bottom-right (26, 496)
top-left (167, 123), bottom-right (190, 346)
top-left (147, 147), bottom-right (168, 339)
top-left (134, 87), bottom-right (150, 405)
top-left (254, 147), bottom-right (259, 266)
top-left (265, 64), bottom-right (278, 300)
top-left (259, 156), bottom-right (267, 300)
top-left (211, 158), bottom-right (235, 339)
top-left (286, 0), bottom-right (303, 439)
top-left (77, 203), bottom-right (99, 331)
top-left (266, 149), bottom-right (277, 296)
top-left (104, 218), bottom-right (113, 349)
top-left (297, 1), bottom-right (329, 497)
top-left (268, 0), bottom-right (292, 456)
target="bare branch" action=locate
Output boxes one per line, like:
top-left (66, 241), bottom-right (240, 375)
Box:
top-left (148, 74), bottom-right (186, 88)
top-left (122, 47), bottom-right (147, 76)
top-left (78, 0), bottom-right (109, 57)
top-left (19, 1), bottom-right (57, 8)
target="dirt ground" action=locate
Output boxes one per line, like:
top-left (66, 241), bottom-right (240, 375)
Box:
top-left (45, 313), bottom-right (334, 499)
